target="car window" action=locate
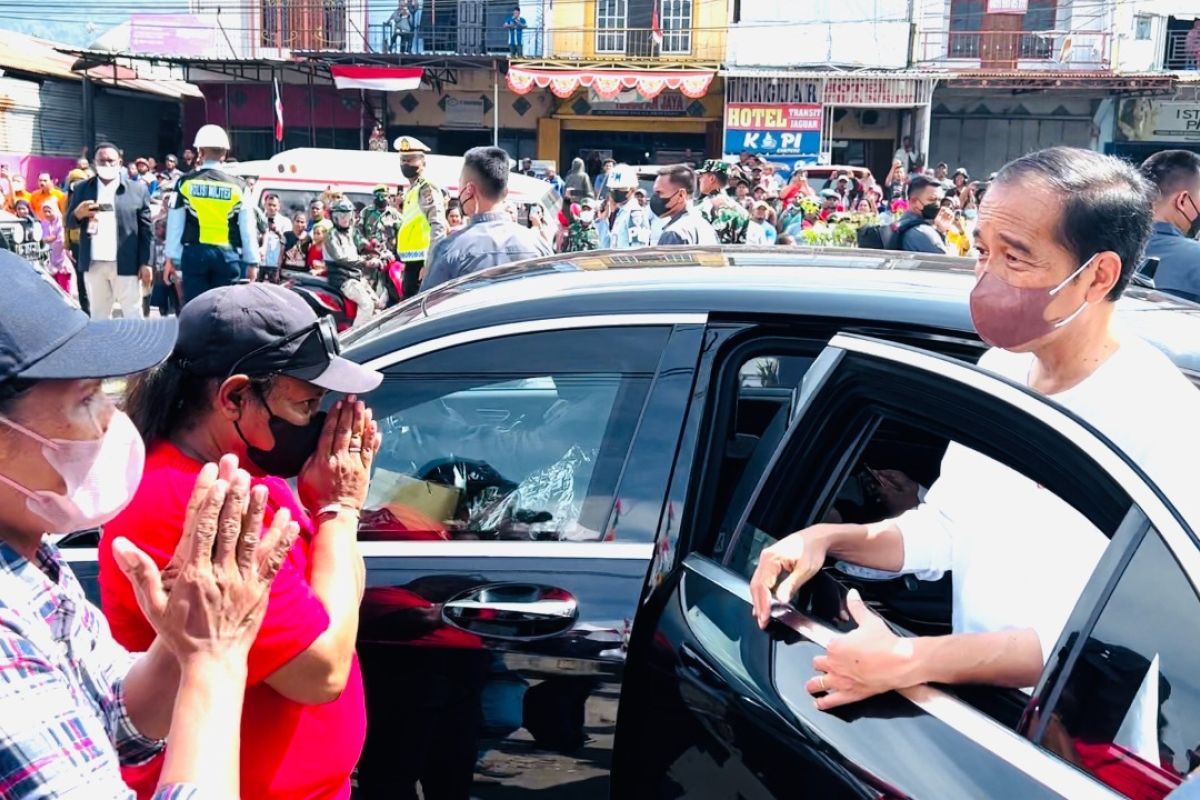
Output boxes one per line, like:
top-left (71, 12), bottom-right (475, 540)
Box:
top-left (1036, 529), bottom-right (1200, 799)
top-left (362, 327), bottom-right (669, 543)
top-left (725, 410), bottom-right (1125, 729)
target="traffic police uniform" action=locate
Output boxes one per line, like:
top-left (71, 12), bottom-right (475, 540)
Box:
top-left (394, 135), bottom-right (447, 299)
top-left (165, 126), bottom-right (258, 304)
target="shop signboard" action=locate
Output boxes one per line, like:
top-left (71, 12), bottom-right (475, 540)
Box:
top-left (723, 103), bottom-right (822, 162)
top-left (1115, 99), bottom-right (1200, 142)
top-left (585, 89), bottom-right (690, 116)
top-left (129, 14), bottom-right (216, 56)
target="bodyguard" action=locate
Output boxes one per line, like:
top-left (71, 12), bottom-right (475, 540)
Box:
top-left (420, 146), bottom-right (552, 292)
top-left (163, 124), bottom-right (259, 303)
top-left (394, 135), bottom-right (447, 298)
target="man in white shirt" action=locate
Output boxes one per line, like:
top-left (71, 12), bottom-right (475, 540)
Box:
top-left (893, 136), bottom-right (918, 172)
top-left (66, 143), bottom-right (152, 319)
top-left (750, 146), bottom-right (1200, 710)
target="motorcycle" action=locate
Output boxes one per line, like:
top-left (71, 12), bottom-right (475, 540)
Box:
top-left (284, 239), bottom-right (404, 332)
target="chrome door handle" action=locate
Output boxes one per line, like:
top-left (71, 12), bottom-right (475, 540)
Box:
top-left (441, 583), bottom-right (579, 640)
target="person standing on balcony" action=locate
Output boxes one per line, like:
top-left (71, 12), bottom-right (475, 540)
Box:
top-left (388, 1), bottom-right (414, 53)
top-left (504, 6), bottom-right (527, 57)
top-left (408, 0), bottom-right (423, 53)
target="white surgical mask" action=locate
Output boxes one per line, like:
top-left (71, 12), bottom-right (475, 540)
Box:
top-left (95, 164), bottom-right (120, 182)
top-left (0, 411), bottom-right (145, 532)
top-left (579, 211), bottom-right (595, 224)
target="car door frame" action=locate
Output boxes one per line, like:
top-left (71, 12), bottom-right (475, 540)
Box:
top-left (616, 332), bottom-right (1197, 799)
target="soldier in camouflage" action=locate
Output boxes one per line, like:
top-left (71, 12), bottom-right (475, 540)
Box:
top-left (563, 198), bottom-right (601, 253)
top-left (359, 184), bottom-right (402, 248)
top-left (695, 159), bottom-right (750, 245)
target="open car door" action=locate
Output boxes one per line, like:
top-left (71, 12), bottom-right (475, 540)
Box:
top-left (612, 333), bottom-right (1198, 799)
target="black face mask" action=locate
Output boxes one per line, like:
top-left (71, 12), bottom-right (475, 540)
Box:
top-left (236, 391), bottom-right (327, 478)
top-left (610, 189), bottom-right (629, 205)
top-left (920, 202), bottom-right (941, 222)
top-left (400, 164), bottom-right (420, 180)
top-left (373, 197), bottom-right (387, 209)
top-left (649, 193), bottom-right (673, 219)
top-left (1184, 194), bottom-right (1200, 240)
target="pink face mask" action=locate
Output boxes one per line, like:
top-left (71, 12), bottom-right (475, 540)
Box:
top-left (0, 410), bottom-right (145, 532)
top-left (969, 255), bottom-right (1096, 350)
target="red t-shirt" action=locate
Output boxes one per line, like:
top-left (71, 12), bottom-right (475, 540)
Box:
top-left (98, 442), bottom-right (366, 800)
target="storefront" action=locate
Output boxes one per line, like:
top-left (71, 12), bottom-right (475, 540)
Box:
top-left (505, 66), bottom-right (721, 169)
top-left (1105, 89), bottom-right (1200, 163)
top-left (722, 70), bottom-right (937, 181)
top-left (383, 67), bottom-right (550, 159)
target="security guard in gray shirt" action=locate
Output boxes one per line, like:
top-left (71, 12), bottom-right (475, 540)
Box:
top-left (1140, 149), bottom-right (1200, 303)
top-left (652, 164), bottom-right (718, 246)
top-left (420, 146), bottom-right (552, 293)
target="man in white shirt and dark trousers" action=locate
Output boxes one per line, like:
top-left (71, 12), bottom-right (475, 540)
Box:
top-left (750, 146), bottom-right (1200, 710)
top-left (66, 142), bottom-right (152, 319)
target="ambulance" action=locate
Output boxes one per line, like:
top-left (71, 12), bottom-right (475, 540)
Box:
top-left (247, 148), bottom-right (561, 226)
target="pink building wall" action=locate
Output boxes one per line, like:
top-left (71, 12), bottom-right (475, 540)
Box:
top-left (0, 153), bottom-right (80, 186)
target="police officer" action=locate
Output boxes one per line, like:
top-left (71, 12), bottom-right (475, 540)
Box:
top-left (394, 135), bottom-right (447, 299)
top-left (606, 164), bottom-right (649, 250)
top-left (696, 159), bottom-right (749, 244)
top-left (163, 124), bottom-right (258, 304)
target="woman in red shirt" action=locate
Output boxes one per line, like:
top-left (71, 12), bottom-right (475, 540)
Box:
top-left (99, 283), bottom-right (383, 800)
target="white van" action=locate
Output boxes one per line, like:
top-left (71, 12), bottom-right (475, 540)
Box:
top-left (247, 148), bottom-right (561, 226)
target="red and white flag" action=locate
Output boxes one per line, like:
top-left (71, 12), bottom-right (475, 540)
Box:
top-left (273, 77), bottom-right (284, 142)
top-left (651, 0), bottom-right (664, 47)
top-left (329, 65), bottom-right (423, 92)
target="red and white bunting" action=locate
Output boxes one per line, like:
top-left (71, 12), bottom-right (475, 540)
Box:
top-left (506, 67), bottom-right (714, 101)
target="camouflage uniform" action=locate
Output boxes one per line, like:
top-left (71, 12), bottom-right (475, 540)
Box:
top-left (695, 159), bottom-right (750, 245)
top-left (564, 221), bottom-right (600, 253)
top-left (359, 205), bottom-right (402, 248)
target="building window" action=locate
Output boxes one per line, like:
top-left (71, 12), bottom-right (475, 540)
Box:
top-left (948, 0), bottom-right (984, 58)
top-left (1134, 14), bottom-right (1152, 40)
top-left (660, 0), bottom-right (693, 54)
top-left (596, 0), bottom-right (628, 53)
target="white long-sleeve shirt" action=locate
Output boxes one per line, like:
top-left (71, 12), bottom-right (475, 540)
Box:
top-left (894, 337), bottom-right (1200, 661)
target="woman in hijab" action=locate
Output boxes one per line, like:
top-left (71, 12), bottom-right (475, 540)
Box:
top-left (39, 199), bottom-right (72, 295)
top-left (564, 157), bottom-right (594, 200)
top-left (0, 250), bottom-right (297, 799)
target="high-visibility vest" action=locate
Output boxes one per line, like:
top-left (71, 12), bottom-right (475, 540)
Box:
top-left (396, 178), bottom-right (432, 261)
top-left (176, 168), bottom-right (245, 250)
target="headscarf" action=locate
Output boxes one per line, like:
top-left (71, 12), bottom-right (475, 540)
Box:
top-left (564, 158), bottom-right (594, 200)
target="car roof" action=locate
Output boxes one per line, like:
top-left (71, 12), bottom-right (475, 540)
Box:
top-left (343, 246), bottom-right (1200, 376)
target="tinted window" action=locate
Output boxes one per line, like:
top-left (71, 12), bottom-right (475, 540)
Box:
top-left (1039, 531), bottom-right (1200, 798)
top-left (363, 328), bottom-right (668, 543)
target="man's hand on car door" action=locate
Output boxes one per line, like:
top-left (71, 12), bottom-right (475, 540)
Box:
top-left (807, 589), bottom-right (916, 711)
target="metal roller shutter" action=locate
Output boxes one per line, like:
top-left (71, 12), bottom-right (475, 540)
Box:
top-left (36, 81), bottom-right (84, 157)
top-left (94, 88), bottom-right (180, 161)
top-left (0, 76), bottom-right (42, 154)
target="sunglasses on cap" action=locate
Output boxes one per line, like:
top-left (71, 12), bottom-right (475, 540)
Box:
top-left (226, 315), bottom-right (340, 381)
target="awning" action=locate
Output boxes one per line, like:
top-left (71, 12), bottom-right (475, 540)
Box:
top-left (507, 66), bottom-right (714, 101)
top-left (329, 65), bottom-right (423, 92)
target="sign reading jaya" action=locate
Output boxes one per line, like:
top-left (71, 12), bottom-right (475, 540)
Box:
top-left (723, 103), bottom-right (822, 161)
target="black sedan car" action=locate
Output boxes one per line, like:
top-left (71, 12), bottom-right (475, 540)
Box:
top-left (64, 247), bottom-right (1200, 799)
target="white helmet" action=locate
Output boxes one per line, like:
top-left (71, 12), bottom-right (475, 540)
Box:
top-left (193, 124), bottom-right (231, 151)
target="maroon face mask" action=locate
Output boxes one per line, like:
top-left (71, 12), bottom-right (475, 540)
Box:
top-left (969, 255), bottom-right (1096, 349)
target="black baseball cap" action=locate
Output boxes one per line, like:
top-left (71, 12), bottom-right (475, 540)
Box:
top-left (0, 251), bottom-right (177, 383)
top-left (174, 284), bottom-right (382, 394)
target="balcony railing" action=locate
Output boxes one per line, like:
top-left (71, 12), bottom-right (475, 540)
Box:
top-left (366, 22), bottom-right (546, 55)
top-left (543, 27), bottom-right (725, 61)
top-left (261, 0), bottom-right (357, 50)
top-left (1165, 29), bottom-right (1200, 71)
top-left (917, 29), bottom-right (1112, 70)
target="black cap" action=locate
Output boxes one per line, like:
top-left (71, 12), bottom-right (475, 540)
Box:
top-left (174, 284), bottom-right (382, 394)
top-left (0, 251), bottom-right (176, 383)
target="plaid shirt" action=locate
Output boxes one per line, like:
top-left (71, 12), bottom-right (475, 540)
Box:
top-left (0, 540), bottom-right (196, 800)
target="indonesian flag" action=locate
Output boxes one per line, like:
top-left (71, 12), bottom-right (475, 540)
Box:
top-left (651, 1), bottom-right (664, 48)
top-left (329, 65), bottom-right (423, 92)
top-left (273, 77), bottom-right (284, 142)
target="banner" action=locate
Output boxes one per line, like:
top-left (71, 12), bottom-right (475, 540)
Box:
top-left (1116, 99), bottom-right (1200, 142)
top-left (723, 103), bottom-right (822, 161)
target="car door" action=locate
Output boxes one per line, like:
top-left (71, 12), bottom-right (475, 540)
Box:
top-left (613, 332), bottom-right (1194, 799)
top-left (351, 314), bottom-right (705, 800)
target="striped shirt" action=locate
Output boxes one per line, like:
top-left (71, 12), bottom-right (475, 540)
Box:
top-left (0, 540), bottom-right (197, 799)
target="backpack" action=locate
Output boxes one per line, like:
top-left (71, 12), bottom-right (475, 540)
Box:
top-left (856, 216), bottom-right (926, 251)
